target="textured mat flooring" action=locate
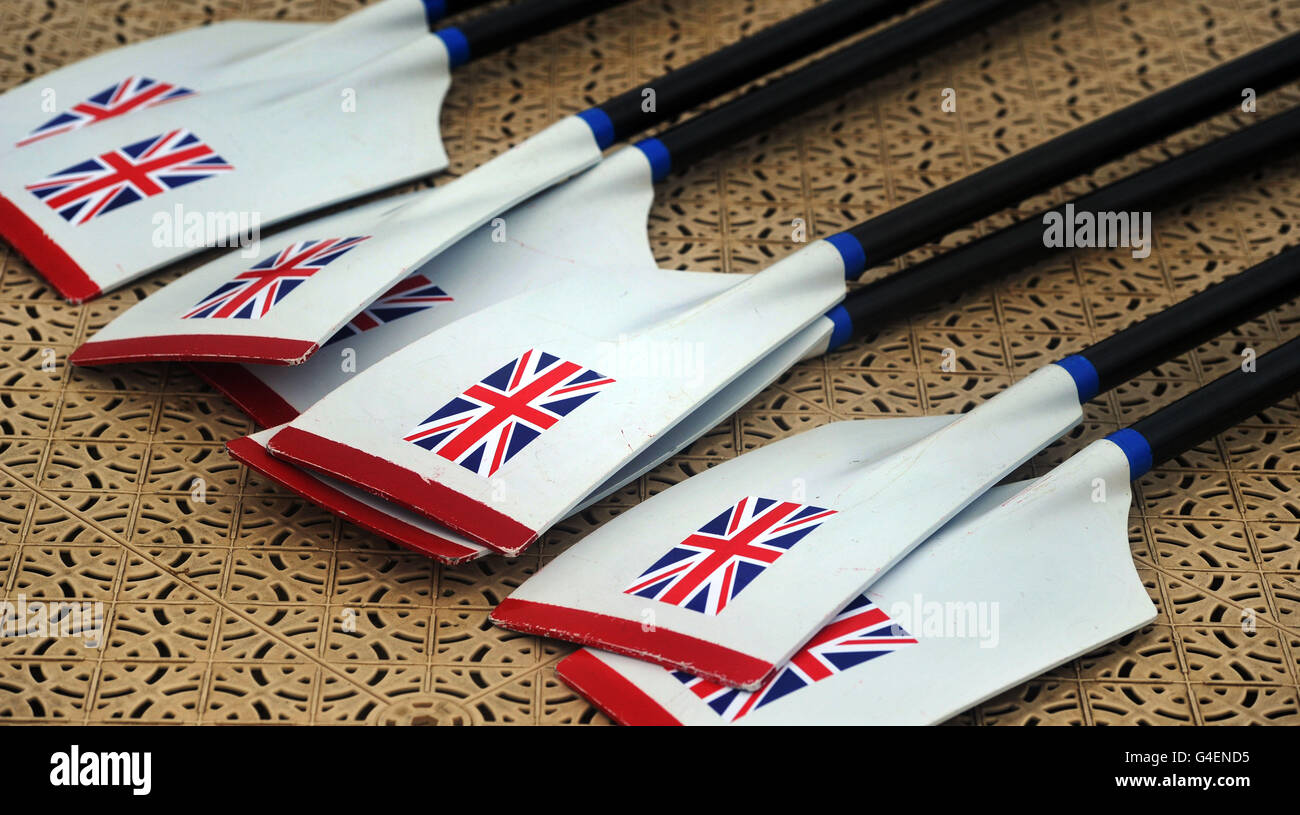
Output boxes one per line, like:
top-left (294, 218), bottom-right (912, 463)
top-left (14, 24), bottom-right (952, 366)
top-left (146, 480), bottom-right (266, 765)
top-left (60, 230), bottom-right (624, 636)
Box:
top-left (1, 0), bottom-right (1299, 724)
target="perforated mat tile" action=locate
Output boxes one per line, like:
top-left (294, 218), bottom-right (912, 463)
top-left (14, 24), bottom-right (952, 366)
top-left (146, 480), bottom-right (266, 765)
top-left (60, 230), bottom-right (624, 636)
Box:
top-left (0, 0), bottom-right (1298, 725)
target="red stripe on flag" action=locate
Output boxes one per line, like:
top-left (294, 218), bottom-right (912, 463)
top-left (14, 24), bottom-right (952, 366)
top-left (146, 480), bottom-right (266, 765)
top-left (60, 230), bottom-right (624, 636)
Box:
top-left (439, 360), bottom-right (580, 461)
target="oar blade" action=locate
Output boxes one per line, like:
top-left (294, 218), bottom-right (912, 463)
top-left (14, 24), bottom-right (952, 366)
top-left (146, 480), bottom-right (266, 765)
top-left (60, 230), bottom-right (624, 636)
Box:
top-left (493, 415), bottom-right (959, 687)
top-left (579, 316), bottom-right (839, 507)
top-left (222, 312), bottom-right (840, 568)
top-left (0, 20), bottom-right (320, 151)
top-left (0, 10), bottom-right (455, 301)
top-left (228, 427), bottom-right (491, 565)
top-left (69, 193), bottom-right (410, 365)
top-left (266, 245), bottom-right (848, 556)
top-left (494, 368), bottom-right (1086, 689)
top-left (557, 439), bottom-right (1154, 725)
top-left (71, 145), bottom-right (653, 370)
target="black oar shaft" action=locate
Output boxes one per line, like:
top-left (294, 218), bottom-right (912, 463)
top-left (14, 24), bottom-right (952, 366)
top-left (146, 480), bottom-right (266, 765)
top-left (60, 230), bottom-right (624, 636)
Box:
top-left (841, 106), bottom-right (1300, 331)
top-left (652, 0), bottom-right (1029, 172)
top-left (437, 0), bottom-right (495, 23)
top-left (1082, 245), bottom-right (1300, 394)
top-left (1128, 335), bottom-right (1300, 468)
top-left (843, 31), bottom-right (1300, 264)
top-left (593, 0), bottom-right (924, 144)
top-left (455, 0), bottom-right (627, 61)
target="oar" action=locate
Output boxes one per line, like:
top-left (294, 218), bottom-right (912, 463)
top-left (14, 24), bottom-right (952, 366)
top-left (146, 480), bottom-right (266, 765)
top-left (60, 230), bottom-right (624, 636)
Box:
top-left (67, 0), bottom-right (1027, 365)
top-left (0, 0), bottom-right (491, 145)
top-left (228, 427), bottom-right (490, 565)
top-left (188, 0), bottom-right (1039, 424)
top-left (554, 338), bottom-right (1300, 725)
top-left (551, 104), bottom-right (1300, 509)
top-left (0, 0), bottom-right (630, 302)
top-left (261, 33), bottom-right (1300, 561)
top-left (227, 105), bottom-right (1300, 564)
top-left (493, 243), bottom-right (1300, 690)
top-left (207, 0), bottom-right (1031, 564)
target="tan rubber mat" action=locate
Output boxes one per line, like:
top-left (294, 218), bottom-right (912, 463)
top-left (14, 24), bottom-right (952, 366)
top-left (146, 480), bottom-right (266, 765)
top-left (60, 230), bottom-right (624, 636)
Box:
top-left (0, 0), bottom-right (1298, 724)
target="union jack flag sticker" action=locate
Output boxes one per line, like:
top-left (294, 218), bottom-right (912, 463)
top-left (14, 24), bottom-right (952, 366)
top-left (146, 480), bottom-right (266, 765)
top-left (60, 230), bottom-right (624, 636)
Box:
top-left (404, 349), bottom-right (615, 478)
top-left (25, 129), bottom-right (232, 225)
top-left (624, 497), bottom-right (837, 616)
top-left (673, 595), bottom-right (917, 721)
top-left (183, 237), bottom-right (370, 320)
top-left (17, 76), bottom-right (196, 148)
top-left (326, 272), bottom-right (453, 345)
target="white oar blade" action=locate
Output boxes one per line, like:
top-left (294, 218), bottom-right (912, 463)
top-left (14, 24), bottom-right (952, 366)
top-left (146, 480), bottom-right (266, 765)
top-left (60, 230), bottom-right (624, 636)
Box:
top-left (228, 427), bottom-right (490, 565)
top-left (558, 439), bottom-right (1155, 725)
top-left (493, 416), bottom-right (953, 687)
top-left (0, 20), bottom-right (321, 151)
top-left (1, 8), bottom-right (454, 301)
top-left (266, 244), bottom-right (848, 556)
top-left (0, 0), bottom-right (448, 158)
top-left (71, 194), bottom-right (413, 365)
top-left (73, 142), bottom-right (646, 372)
top-left (580, 316), bottom-right (836, 507)
top-left (493, 369), bottom-right (1084, 690)
top-left (191, 147), bottom-right (662, 425)
top-left (170, 0), bottom-right (452, 88)
top-left (1, 0), bottom-right (445, 142)
top-left (222, 313), bottom-right (835, 571)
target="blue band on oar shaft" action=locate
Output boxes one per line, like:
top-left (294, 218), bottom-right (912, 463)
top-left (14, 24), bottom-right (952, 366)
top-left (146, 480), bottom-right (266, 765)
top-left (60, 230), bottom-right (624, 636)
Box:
top-left (577, 108), bottom-right (616, 151)
top-left (825, 305), bottom-right (853, 351)
top-left (1054, 354), bottom-right (1100, 403)
top-left (825, 232), bottom-right (867, 280)
top-left (1105, 428), bottom-right (1154, 479)
top-left (634, 138), bottom-right (672, 182)
top-left (436, 27), bottom-right (471, 68)
top-left (422, 0), bottom-right (447, 27)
